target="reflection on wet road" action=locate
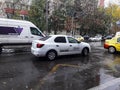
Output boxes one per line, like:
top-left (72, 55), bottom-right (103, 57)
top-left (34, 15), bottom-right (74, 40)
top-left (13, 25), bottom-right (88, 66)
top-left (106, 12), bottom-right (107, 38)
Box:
top-left (0, 42), bottom-right (120, 90)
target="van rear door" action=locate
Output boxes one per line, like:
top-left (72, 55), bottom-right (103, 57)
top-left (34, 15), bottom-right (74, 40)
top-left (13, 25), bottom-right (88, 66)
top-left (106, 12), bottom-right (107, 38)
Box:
top-left (0, 26), bottom-right (9, 43)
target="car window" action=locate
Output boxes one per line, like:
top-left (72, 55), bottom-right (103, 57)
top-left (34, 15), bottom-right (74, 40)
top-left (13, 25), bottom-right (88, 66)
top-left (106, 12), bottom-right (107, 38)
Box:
top-left (30, 27), bottom-right (43, 36)
top-left (117, 37), bottom-right (120, 43)
top-left (68, 37), bottom-right (78, 43)
top-left (0, 26), bottom-right (20, 35)
top-left (54, 37), bottom-right (66, 43)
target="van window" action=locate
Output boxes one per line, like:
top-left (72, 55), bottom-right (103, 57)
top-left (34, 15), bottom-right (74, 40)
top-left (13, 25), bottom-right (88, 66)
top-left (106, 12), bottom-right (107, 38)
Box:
top-left (30, 27), bottom-right (43, 36)
top-left (0, 26), bottom-right (22, 35)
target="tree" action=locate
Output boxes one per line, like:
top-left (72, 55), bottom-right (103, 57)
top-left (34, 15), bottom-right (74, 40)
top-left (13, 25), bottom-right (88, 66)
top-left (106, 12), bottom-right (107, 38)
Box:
top-left (50, 0), bottom-right (69, 34)
top-left (105, 4), bottom-right (120, 33)
top-left (29, 0), bottom-right (46, 31)
top-left (106, 4), bottom-right (120, 23)
top-left (73, 0), bottom-right (111, 36)
top-left (53, 0), bottom-right (76, 35)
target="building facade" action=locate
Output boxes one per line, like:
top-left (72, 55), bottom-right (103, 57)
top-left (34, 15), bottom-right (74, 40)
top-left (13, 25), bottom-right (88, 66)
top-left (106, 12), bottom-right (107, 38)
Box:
top-left (0, 0), bottom-right (32, 20)
top-left (98, 0), bottom-right (120, 7)
top-left (98, 0), bottom-right (104, 7)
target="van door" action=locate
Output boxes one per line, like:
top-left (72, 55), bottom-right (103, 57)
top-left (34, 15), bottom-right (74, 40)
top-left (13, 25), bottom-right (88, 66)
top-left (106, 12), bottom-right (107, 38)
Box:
top-left (29, 27), bottom-right (44, 43)
top-left (0, 26), bottom-right (29, 44)
top-left (8, 26), bottom-right (29, 44)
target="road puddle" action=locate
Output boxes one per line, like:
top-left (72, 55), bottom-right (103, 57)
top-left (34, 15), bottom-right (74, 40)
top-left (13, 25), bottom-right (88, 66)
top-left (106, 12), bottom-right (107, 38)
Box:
top-left (90, 54), bottom-right (120, 90)
top-left (33, 62), bottom-right (117, 90)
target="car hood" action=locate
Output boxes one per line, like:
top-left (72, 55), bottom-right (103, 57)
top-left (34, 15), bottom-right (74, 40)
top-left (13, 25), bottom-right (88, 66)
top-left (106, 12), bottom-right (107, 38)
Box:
top-left (105, 39), bottom-right (115, 44)
top-left (80, 42), bottom-right (90, 47)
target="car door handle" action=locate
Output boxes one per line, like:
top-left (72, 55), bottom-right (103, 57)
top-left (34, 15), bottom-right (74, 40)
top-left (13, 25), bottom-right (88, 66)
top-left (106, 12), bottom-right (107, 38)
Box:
top-left (31, 36), bottom-right (34, 38)
top-left (56, 45), bottom-right (59, 47)
top-left (25, 36), bottom-right (28, 38)
top-left (70, 45), bottom-right (72, 47)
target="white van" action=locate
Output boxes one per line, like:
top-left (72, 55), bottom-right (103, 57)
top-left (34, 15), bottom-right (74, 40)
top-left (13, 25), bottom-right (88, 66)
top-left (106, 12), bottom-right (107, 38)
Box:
top-left (0, 18), bottom-right (45, 54)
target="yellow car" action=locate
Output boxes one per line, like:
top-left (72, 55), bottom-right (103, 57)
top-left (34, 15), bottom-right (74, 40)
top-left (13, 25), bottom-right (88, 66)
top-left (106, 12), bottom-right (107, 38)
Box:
top-left (76, 35), bottom-right (84, 41)
top-left (104, 36), bottom-right (120, 53)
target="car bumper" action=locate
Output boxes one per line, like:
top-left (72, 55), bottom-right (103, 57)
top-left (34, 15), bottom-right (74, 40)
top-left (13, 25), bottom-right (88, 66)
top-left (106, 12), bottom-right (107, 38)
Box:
top-left (31, 47), bottom-right (46, 57)
top-left (104, 43), bottom-right (109, 49)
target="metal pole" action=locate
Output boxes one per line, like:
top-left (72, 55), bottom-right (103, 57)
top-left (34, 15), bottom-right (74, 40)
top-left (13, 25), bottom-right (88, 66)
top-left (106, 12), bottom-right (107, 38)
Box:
top-left (45, 0), bottom-right (49, 35)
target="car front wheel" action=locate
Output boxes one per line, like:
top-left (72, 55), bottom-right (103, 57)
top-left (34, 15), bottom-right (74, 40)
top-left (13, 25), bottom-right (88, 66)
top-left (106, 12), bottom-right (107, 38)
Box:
top-left (82, 48), bottom-right (89, 56)
top-left (108, 47), bottom-right (116, 54)
top-left (46, 50), bottom-right (57, 60)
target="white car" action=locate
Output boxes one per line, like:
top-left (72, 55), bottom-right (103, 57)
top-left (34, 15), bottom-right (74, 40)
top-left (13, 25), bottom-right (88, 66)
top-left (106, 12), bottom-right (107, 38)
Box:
top-left (31, 35), bottom-right (91, 60)
top-left (89, 36), bottom-right (102, 41)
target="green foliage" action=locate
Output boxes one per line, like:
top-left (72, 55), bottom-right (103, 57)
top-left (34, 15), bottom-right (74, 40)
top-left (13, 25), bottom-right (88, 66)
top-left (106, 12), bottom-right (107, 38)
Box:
top-left (28, 0), bottom-right (112, 35)
top-left (74, 0), bottom-right (111, 35)
top-left (50, 0), bottom-right (69, 34)
top-left (28, 0), bottom-right (46, 31)
top-left (105, 4), bottom-right (120, 24)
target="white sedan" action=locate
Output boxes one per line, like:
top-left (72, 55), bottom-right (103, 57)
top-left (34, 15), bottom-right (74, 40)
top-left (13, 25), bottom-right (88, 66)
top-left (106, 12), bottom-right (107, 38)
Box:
top-left (89, 36), bottom-right (102, 42)
top-left (31, 35), bottom-right (91, 60)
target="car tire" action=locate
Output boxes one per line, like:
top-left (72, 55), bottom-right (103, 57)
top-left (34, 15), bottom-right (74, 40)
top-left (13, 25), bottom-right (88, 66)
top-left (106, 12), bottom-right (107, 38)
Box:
top-left (46, 50), bottom-right (57, 60)
top-left (82, 48), bottom-right (89, 56)
top-left (108, 46), bottom-right (116, 54)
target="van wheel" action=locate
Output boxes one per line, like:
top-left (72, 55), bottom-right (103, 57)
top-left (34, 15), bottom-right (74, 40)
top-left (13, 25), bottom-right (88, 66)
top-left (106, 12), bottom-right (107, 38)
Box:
top-left (46, 50), bottom-right (57, 60)
top-left (82, 48), bottom-right (89, 56)
top-left (108, 47), bottom-right (116, 54)
top-left (0, 47), bottom-right (2, 54)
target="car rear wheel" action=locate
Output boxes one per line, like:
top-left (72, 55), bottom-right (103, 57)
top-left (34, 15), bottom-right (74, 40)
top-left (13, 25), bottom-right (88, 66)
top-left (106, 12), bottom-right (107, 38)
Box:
top-left (108, 47), bottom-right (116, 54)
top-left (46, 50), bottom-right (57, 60)
top-left (82, 48), bottom-right (89, 56)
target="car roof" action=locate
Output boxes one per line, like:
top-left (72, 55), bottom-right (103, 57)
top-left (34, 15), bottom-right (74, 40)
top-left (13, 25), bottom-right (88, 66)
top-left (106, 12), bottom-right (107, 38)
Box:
top-left (113, 36), bottom-right (120, 38)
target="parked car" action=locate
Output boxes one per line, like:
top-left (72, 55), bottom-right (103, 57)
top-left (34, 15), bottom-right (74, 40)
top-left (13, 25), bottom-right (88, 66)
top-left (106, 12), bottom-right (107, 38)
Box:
top-left (76, 35), bottom-right (84, 41)
top-left (103, 35), bottom-right (114, 41)
top-left (83, 35), bottom-right (89, 40)
top-left (104, 36), bottom-right (120, 53)
top-left (31, 35), bottom-right (91, 60)
top-left (89, 36), bottom-right (102, 42)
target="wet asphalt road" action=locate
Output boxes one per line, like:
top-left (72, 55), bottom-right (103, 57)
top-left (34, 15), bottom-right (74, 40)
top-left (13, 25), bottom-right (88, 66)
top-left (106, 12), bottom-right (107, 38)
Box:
top-left (0, 42), bottom-right (120, 90)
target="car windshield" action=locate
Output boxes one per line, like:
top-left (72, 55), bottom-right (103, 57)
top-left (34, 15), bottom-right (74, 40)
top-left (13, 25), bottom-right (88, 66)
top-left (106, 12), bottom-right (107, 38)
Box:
top-left (39, 36), bottom-right (51, 41)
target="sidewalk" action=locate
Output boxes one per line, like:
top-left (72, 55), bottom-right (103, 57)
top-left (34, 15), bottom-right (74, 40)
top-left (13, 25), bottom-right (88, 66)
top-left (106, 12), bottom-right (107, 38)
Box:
top-left (89, 78), bottom-right (120, 90)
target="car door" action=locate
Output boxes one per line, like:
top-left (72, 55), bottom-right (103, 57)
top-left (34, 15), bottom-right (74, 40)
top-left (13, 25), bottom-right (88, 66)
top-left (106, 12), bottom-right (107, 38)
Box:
top-left (54, 36), bottom-right (69, 55)
top-left (29, 27), bottom-right (44, 43)
top-left (115, 37), bottom-right (120, 51)
top-left (67, 37), bottom-right (80, 54)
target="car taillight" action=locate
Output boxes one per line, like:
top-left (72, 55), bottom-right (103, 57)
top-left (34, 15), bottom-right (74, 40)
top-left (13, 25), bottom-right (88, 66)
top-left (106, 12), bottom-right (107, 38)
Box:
top-left (36, 43), bottom-right (44, 48)
top-left (104, 43), bottom-right (109, 49)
